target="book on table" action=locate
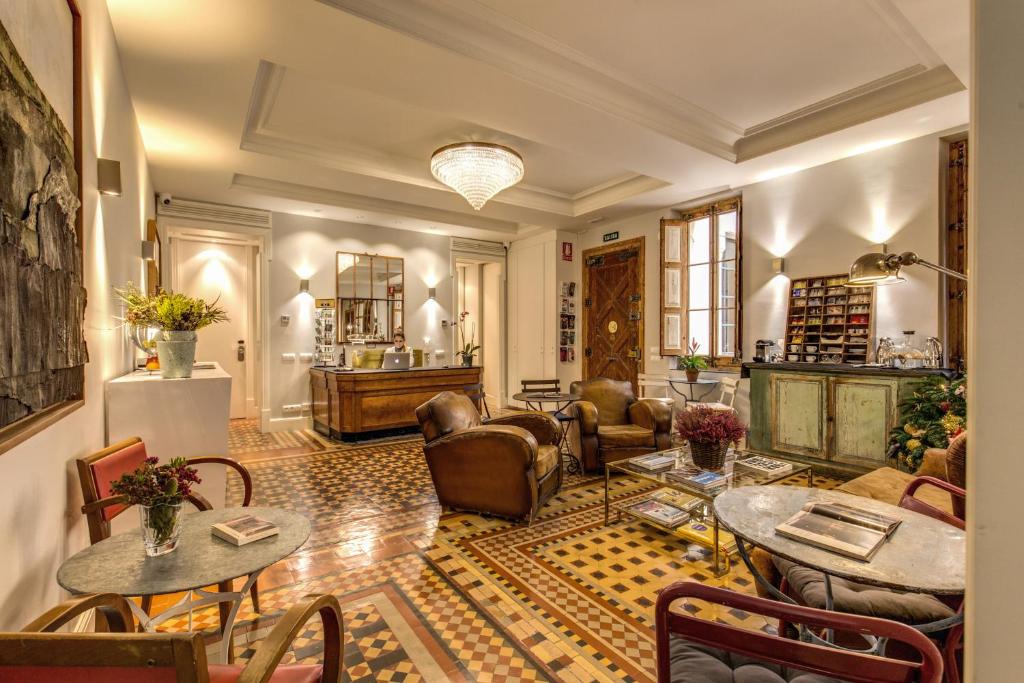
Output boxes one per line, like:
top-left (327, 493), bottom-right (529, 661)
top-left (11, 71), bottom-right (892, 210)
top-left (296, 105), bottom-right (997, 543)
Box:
top-left (628, 452), bottom-right (678, 471)
top-left (774, 501), bottom-right (902, 561)
top-left (624, 498), bottom-right (691, 528)
top-left (211, 514), bottom-right (280, 546)
top-left (734, 456), bottom-right (793, 477)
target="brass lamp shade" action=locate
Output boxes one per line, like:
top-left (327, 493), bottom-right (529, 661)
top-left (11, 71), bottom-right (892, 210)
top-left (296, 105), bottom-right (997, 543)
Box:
top-left (847, 252), bottom-right (905, 286)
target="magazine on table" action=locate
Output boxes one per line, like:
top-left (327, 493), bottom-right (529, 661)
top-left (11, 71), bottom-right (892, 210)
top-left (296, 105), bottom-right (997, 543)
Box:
top-left (647, 488), bottom-right (704, 515)
top-left (774, 501), bottom-right (902, 561)
top-left (628, 452), bottom-right (678, 471)
top-left (211, 515), bottom-right (280, 546)
top-left (625, 499), bottom-right (690, 528)
top-left (734, 456), bottom-right (793, 477)
top-left (664, 466), bottom-right (727, 493)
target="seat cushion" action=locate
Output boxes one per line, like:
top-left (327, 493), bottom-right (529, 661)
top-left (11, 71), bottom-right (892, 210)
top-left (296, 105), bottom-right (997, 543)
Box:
top-left (535, 445), bottom-right (559, 479)
top-left (837, 467), bottom-right (953, 514)
top-left (774, 558), bottom-right (956, 625)
top-left (667, 635), bottom-right (847, 682)
top-left (597, 424), bottom-right (655, 448)
top-left (208, 664), bottom-right (323, 683)
top-left (91, 440), bottom-right (149, 521)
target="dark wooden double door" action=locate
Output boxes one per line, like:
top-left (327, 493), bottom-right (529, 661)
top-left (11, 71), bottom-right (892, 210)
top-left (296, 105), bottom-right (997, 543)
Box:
top-left (582, 238), bottom-right (644, 390)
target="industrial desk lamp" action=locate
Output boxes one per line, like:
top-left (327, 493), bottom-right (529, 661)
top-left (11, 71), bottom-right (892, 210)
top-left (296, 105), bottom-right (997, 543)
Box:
top-left (847, 251), bottom-right (967, 286)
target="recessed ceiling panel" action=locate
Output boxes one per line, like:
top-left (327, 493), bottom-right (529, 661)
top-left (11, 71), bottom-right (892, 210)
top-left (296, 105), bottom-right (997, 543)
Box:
top-left (473, 0), bottom-right (926, 129)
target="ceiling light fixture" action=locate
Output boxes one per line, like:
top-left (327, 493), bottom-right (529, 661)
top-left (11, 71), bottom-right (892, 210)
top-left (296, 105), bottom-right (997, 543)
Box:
top-left (430, 142), bottom-right (524, 211)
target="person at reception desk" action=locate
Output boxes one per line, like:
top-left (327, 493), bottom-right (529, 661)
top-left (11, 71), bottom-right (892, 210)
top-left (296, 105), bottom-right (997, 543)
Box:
top-left (384, 329), bottom-right (413, 355)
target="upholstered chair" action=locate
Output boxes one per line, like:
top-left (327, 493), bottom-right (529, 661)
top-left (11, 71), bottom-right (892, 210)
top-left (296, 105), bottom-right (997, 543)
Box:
top-left (415, 391), bottom-right (562, 523)
top-left (570, 377), bottom-right (673, 472)
top-left (0, 592), bottom-right (343, 682)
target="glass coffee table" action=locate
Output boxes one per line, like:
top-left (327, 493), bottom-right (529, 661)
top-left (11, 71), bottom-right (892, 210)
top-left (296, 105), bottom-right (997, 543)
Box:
top-left (604, 447), bottom-right (812, 576)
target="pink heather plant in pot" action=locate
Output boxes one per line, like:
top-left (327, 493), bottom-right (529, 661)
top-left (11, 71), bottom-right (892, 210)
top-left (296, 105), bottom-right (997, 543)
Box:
top-left (675, 405), bottom-right (747, 470)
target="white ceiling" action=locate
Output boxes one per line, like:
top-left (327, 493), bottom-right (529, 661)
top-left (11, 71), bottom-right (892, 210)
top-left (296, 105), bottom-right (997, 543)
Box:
top-left (105, 0), bottom-right (968, 241)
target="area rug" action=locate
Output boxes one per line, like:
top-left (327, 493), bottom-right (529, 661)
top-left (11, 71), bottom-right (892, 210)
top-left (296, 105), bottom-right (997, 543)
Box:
top-left (176, 440), bottom-right (840, 682)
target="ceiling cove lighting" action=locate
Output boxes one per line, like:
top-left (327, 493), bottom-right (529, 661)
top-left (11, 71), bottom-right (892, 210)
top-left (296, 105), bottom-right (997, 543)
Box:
top-left (430, 142), bottom-right (524, 211)
top-left (847, 251), bottom-right (967, 286)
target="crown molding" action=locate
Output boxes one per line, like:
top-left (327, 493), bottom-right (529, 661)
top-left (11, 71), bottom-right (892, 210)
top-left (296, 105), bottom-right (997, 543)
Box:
top-left (230, 173), bottom-right (521, 234)
top-left (241, 60), bottom-right (668, 217)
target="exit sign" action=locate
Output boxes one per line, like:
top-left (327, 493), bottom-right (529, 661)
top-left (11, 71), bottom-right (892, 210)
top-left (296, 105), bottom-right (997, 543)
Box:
top-left (602, 231), bottom-right (619, 243)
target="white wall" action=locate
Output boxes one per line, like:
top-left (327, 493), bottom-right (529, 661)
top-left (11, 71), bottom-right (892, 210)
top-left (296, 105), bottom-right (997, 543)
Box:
top-left (0, 0), bottom-right (153, 629)
top-left (267, 213), bottom-right (453, 427)
top-left (579, 132), bottom-right (950, 370)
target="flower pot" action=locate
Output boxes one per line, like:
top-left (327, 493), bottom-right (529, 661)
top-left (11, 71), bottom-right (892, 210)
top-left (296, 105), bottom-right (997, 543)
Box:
top-left (689, 440), bottom-right (730, 470)
top-left (157, 330), bottom-right (197, 378)
top-left (139, 502), bottom-right (184, 556)
top-left (461, 354), bottom-right (474, 367)
top-left (684, 368), bottom-right (700, 382)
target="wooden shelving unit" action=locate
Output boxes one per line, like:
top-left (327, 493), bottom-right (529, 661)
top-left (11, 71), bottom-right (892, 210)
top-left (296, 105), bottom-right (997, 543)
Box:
top-left (784, 273), bottom-right (874, 364)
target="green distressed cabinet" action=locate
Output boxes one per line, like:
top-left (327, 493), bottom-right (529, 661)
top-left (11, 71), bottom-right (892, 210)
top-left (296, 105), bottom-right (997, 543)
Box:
top-left (745, 363), bottom-right (952, 475)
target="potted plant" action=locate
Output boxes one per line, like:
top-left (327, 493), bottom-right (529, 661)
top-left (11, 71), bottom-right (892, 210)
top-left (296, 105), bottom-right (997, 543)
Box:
top-left (116, 284), bottom-right (228, 378)
top-left (675, 405), bottom-right (747, 470)
top-left (454, 311), bottom-right (480, 367)
top-left (677, 338), bottom-right (708, 382)
top-left (110, 456), bottom-right (201, 556)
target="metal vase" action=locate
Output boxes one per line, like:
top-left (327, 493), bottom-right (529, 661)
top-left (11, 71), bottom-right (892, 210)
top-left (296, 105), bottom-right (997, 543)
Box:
top-left (157, 330), bottom-right (197, 378)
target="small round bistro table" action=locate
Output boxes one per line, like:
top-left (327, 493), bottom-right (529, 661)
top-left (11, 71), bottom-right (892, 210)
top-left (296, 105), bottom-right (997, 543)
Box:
top-left (666, 377), bottom-right (719, 407)
top-left (58, 507), bottom-right (310, 664)
top-left (512, 391), bottom-right (582, 473)
top-left (713, 486), bottom-right (965, 650)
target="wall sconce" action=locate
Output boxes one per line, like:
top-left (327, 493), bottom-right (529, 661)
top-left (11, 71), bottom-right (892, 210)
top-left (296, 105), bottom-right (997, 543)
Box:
top-left (299, 279), bottom-right (310, 294)
top-left (141, 240), bottom-right (157, 261)
top-left (427, 287), bottom-right (437, 300)
top-left (97, 158), bottom-right (122, 196)
top-left (771, 257), bottom-right (785, 274)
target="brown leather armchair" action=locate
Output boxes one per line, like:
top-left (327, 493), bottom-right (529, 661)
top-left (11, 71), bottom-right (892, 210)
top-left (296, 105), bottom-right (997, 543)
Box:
top-left (570, 377), bottom-right (673, 472)
top-left (416, 391), bottom-right (562, 523)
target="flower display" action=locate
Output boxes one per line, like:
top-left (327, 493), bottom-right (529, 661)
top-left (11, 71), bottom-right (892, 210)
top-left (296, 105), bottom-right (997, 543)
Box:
top-left (111, 456), bottom-right (201, 507)
top-left (675, 406), bottom-right (747, 445)
top-left (888, 375), bottom-right (966, 471)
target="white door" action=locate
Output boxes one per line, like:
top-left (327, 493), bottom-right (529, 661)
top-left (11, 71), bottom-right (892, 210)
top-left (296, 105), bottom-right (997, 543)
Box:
top-left (173, 238), bottom-right (250, 419)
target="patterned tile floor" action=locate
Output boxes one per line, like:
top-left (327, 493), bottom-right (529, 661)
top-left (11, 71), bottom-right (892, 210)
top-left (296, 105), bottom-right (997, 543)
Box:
top-left (157, 423), bottom-right (840, 681)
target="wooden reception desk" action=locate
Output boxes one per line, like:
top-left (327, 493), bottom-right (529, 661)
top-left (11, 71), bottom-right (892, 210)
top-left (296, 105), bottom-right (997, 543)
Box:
top-left (310, 365), bottom-right (483, 441)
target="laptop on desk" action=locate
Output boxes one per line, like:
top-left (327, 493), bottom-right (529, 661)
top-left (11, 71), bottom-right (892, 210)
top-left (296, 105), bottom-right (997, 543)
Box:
top-left (383, 351), bottom-right (412, 370)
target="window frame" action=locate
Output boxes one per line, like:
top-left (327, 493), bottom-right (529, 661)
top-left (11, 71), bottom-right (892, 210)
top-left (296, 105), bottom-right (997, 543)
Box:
top-left (659, 197), bottom-right (743, 366)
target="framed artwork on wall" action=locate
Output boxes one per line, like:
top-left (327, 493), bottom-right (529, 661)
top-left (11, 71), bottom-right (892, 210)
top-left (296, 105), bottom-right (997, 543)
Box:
top-left (0, 0), bottom-right (85, 454)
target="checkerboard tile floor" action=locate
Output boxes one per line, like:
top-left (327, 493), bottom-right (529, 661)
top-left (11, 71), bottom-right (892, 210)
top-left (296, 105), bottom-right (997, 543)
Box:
top-left (157, 422), bottom-right (840, 681)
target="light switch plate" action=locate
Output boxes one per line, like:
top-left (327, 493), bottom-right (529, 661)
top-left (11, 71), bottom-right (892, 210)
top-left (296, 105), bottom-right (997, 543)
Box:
top-left (281, 353), bottom-right (296, 362)
top-left (299, 352), bottom-right (313, 363)
top-left (280, 315), bottom-right (291, 326)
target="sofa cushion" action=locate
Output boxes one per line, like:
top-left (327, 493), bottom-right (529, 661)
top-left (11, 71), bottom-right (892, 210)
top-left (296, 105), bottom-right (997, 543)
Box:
top-left (535, 445), bottom-right (559, 479)
top-left (667, 635), bottom-right (847, 682)
top-left (837, 467), bottom-right (953, 515)
top-left (597, 424), bottom-right (655, 448)
top-left (774, 558), bottom-right (956, 625)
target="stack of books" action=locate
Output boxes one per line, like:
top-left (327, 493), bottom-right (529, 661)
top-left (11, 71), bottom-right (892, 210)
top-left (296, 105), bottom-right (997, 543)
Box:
top-left (665, 466), bottom-right (728, 494)
top-left (775, 501), bottom-right (902, 561)
top-left (628, 452), bottom-right (678, 472)
top-left (624, 498), bottom-right (691, 527)
top-left (211, 515), bottom-right (280, 546)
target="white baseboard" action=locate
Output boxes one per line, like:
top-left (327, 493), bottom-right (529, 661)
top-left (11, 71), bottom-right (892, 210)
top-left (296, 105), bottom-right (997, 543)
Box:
top-left (266, 415), bottom-right (313, 432)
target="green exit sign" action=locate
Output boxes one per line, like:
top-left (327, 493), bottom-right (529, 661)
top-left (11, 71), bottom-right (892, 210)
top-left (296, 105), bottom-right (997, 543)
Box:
top-left (602, 231), bottom-right (619, 243)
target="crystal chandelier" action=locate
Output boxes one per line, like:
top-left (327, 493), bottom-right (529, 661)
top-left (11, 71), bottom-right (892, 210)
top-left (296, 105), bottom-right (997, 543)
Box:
top-left (430, 142), bottom-right (524, 210)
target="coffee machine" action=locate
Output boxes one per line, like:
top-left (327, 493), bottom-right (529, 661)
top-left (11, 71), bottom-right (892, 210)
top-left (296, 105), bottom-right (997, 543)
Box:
top-left (754, 339), bottom-right (776, 363)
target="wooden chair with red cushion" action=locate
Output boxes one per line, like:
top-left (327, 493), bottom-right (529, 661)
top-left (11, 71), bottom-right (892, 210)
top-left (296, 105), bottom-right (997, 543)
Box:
top-left (656, 581), bottom-right (944, 683)
top-left (0, 592), bottom-right (342, 682)
top-left (75, 437), bottom-right (260, 633)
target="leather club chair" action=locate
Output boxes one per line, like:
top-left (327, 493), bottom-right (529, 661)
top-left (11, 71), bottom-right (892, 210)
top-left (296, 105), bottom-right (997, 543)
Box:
top-left (416, 391), bottom-right (562, 523)
top-left (570, 377), bottom-right (673, 472)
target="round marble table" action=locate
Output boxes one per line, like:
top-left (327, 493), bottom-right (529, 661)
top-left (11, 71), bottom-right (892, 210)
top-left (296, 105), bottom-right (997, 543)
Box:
top-left (58, 507), bottom-right (310, 663)
top-left (714, 486), bottom-right (964, 650)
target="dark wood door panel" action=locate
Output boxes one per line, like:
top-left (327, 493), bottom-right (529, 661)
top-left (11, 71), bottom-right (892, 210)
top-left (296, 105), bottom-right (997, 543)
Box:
top-left (583, 239), bottom-right (644, 390)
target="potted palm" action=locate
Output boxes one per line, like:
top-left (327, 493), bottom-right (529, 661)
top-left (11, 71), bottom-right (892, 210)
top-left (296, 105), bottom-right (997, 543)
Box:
top-left (677, 338), bottom-right (708, 382)
top-left (110, 456), bottom-right (201, 556)
top-left (676, 405), bottom-right (747, 470)
top-left (116, 284), bottom-right (228, 378)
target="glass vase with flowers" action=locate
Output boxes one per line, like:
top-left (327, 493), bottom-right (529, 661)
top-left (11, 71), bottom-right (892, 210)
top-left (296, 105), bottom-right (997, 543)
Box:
top-left (675, 406), bottom-right (747, 470)
top-left (110, 456), bottom-right (201, 557)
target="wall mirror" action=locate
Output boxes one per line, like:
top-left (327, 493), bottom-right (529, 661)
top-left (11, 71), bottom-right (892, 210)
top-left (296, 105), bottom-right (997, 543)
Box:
top-left (336, 253), bottom-right (404, 343)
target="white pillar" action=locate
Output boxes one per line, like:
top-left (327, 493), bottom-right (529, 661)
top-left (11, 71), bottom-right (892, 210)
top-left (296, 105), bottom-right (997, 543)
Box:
top-left (966, 1), bottom-right (1024, 679)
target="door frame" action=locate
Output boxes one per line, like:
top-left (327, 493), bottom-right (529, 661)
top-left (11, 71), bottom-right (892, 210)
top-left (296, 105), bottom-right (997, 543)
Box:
top-left (163, 223), bottom-right (268, 421)
top-left (450, 251), bottom-right (507, 407)
top-left (581, 237), bottom-right (645, 387)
